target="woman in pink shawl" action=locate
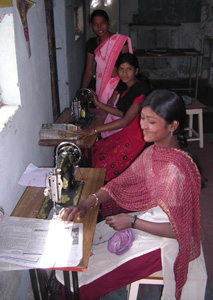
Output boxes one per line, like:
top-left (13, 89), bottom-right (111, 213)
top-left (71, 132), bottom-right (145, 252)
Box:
top-left (81, 9), bottom-right (133, 138)
top-left (59, 90), bottom-right (206, 300)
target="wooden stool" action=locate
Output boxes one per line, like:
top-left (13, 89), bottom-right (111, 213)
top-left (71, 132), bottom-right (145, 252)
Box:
top-left (127, 270), bottom-right (163, 300)
top-left (185, 99), bottom-right (206, 148)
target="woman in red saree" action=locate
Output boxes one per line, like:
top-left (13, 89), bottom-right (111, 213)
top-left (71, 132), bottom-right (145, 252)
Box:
top-left (81, 9), bottom-right (133, 138)
top-left (58, 90), bottom-right (207, 300)
top-left (79, 53), bottom-right (151, 218)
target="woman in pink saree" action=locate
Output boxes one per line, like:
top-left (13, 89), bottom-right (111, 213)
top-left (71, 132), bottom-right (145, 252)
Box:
top-left (81, 9), bottom-right (133, 138)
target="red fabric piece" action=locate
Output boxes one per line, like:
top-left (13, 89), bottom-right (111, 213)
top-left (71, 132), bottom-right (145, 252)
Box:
top-left (61, 248), bottom-right (161, 300)
top-left (102, 145), bottom-right (201, 300)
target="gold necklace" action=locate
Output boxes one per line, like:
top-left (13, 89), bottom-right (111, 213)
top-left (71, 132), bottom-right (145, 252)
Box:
top-left (98, 35), bottom-right (111, 61)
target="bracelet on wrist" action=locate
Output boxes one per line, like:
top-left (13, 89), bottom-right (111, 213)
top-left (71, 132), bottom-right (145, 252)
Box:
top-left (94, 128), bottom-right (98, 134)
top-left (90, 193), bottom-right (99, 208)
top-left (97, 102), bottom-right (103, 109)
top-left (131, 215), bottom-right (138, 229)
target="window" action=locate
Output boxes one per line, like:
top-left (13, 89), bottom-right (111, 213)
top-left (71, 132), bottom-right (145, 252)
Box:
top-left (0, 11), bottom-right (20, 131)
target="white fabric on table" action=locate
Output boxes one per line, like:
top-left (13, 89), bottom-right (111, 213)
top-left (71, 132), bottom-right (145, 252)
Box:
top-left (56, 206), bottom-right (207, 300)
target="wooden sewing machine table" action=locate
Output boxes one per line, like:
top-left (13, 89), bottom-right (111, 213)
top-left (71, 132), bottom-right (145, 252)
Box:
top-left (39, 108), bottom-right (107, 166)
top-left (11, 167), bottom-right (106, 300)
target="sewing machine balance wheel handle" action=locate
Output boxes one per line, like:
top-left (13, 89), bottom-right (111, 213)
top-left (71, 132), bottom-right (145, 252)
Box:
top-left (76, 88), bottom-right (93, 105)
top-left (55, 141), bottom-right (82, 167)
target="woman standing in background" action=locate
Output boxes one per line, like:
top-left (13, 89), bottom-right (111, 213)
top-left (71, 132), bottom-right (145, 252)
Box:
top-left (81, 9), bottom-right (133, 137)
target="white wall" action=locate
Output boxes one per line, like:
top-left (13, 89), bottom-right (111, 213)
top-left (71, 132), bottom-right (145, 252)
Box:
top-left (54, 0), bottom-right (87, 111)
top-left (65, 0), bottom-right (87, 105)
top-left (0, 1), bottom-right (54, 299)
top-left (53, 0), bottom-right (70, 110)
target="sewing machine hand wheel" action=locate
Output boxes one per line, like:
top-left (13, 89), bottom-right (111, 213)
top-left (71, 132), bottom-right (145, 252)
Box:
top-left (76, 88), bottom-right (93, 105)
top-left (55, 141), bottom-right (81, 167)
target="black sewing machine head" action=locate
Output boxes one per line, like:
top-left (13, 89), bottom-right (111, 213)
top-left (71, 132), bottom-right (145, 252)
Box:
top-left (71, 88), bottom-right (94, 122)
top-left (76, 88), bottom-right (93, 109)
top-left (44, 142), bottom-right (82, 211)
top-left (55, 142), bottom-right (81, 192)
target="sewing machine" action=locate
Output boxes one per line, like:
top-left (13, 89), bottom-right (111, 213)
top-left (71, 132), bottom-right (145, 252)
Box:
top-left (71, 88), bottom-right (94, 122)
top-left (44, 141), bottom-right (82, 218)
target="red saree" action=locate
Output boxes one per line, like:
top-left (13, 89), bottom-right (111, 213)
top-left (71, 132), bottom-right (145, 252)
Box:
top-left (102, 145), bottom-right (201, 300)
top-left (92, 80), bottom-right (151, 219)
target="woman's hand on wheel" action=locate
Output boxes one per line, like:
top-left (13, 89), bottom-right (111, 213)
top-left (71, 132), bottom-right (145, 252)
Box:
top-left (90, 90), bottom-right (102, 107)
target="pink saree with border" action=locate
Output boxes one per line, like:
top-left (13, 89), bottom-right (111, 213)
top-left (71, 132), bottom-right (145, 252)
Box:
top-left (94, 34), bottom-right (133, 138)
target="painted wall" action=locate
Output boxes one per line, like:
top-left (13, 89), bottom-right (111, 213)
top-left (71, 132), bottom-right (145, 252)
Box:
top-left (54, 0), bottom-right (87, 111)
top-left (0, 1), bottom-right (54, 299)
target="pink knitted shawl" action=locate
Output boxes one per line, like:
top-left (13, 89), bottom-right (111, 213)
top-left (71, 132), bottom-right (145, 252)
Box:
top-left (102, 145), bottom-right (201, 300)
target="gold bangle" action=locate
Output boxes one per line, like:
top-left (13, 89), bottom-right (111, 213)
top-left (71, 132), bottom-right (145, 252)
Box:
top-left (90, 193), bottom-right (99, 208)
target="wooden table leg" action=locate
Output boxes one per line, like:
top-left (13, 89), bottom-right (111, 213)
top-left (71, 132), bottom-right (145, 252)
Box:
top-left (63, 271), bottom-right (79, 300)
top-left (37, 269), bottom-right (49, 300)
top-left (86, 149), bottom-right (92, 167)
top-left (72, 271), bottom-right (79, 300)
top-left (80, 148), bottom-right (92, 167)
top-left (63, 271), bottom-right (72, 300)
top-left (29, 269), bottom-right (41, 300)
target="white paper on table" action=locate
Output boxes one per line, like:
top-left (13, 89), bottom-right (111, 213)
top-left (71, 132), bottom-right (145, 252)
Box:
top-left (0, 215), bottom-right (83, 270)
top-left (18, 163), bottom-right (53, 187)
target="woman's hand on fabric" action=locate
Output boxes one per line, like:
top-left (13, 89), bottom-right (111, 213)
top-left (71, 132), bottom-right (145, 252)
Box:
top-left (59, 205), bottom-right (87, 223)
top-left (77, 128), bottom-right (96, 139)
top-left (105, 213), bottom-right (132, 231)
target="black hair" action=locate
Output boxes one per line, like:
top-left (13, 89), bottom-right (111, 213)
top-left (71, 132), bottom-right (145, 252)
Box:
top-left (115, 53), bottom-right (152, 93)
top-left (90, 9), bottom-right (110, 23)
top-left (141, 89), bottom-right (205, 186)
top-left (141, 89), bottom-right (187, 147)
top-left (116, 53), bottom-right (139, 69)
